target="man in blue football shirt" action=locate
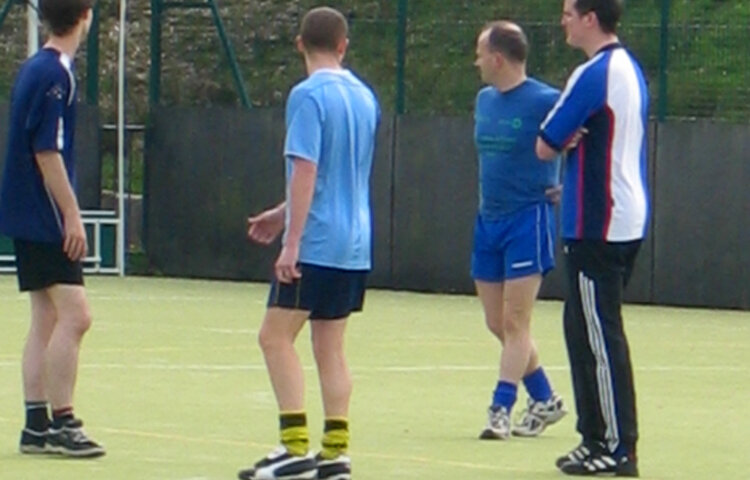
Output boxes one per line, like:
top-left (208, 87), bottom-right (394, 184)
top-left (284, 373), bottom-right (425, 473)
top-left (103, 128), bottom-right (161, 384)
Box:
top-left (471, 21), bottom-right (568, 441)
top-left (536, 0), bottom-right (648, 476)
top-left (238, 7), bottom-right (379, 480)
top-left (0, 0), bottom-right (104, 458)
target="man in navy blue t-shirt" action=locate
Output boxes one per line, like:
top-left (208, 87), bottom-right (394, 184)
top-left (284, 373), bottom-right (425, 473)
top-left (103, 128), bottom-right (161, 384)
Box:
top-left (471, 21), bottom-right (568, 441)
top-left (0, 0), bottom-right (103, 458)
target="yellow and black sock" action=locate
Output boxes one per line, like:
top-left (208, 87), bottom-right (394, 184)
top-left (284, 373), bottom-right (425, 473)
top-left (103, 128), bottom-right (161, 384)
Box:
top-left (320, 417), bottom-right (349, 460)
top-left (279, 411), bottom-right (309, 456)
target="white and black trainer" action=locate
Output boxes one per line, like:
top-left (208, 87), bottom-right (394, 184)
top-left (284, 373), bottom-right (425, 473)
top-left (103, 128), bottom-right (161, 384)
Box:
top-left (19, 428), bottom-right (50, 454)
top-left (479, 405), bottom-right (511, 440)
top-left (237, 446), bottom-right (316, 480)
top-left (556, 442), bottom-right (601, 469)
top-left (512, 392), bottom-right (567, 437)
top-left (316, 452), bottom-right (351, 480)
top-left (46, 418), bottom-right (105, 458)
top-left (558, 448), bottom-right (639, 477)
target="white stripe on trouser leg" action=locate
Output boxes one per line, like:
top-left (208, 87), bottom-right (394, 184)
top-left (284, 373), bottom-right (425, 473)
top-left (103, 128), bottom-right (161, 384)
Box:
top-left (582, 276), bottom-right (619, 452)
top-left (578, 272), bottom-right (620, 452)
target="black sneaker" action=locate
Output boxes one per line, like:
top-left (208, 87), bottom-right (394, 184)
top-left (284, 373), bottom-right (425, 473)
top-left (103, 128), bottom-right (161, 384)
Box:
top-left (316, 452), bottom-right (351, 480)
top-left (556, 441), bottom-right (604, 469)
top-left (558, 443), bottom-right (639, 477)
top-left (46, 418), bottom-right (106, 458)
top-left (237, 446), bottom-right (316, 480)
top-left (19, 428), bottom-right (50, 454)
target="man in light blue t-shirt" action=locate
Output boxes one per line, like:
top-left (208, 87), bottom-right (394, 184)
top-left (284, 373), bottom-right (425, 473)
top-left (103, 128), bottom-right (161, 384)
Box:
top-left (471, 21), bottom-right (568, 442)
top-left (240, 7), bottom-right (379, 480)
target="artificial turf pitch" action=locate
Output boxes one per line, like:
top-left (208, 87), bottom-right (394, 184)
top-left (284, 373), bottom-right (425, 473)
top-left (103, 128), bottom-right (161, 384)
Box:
top-left (1, 275), bottom-right (748, 479)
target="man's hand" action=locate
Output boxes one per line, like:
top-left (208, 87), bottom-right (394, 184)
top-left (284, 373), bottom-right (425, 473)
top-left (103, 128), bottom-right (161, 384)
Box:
top-left (564, 127), bottom-right (588, 151)
top-left (545, 185), bottom-right (563, 205)
top-left (275, 243), bottom-right (301, 284)
top-left (247, 206), bottom-right (285, 245)
top-left (63, 214), bottom-right (87, 261)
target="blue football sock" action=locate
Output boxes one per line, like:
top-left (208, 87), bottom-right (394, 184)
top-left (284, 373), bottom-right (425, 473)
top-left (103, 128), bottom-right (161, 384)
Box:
top-left (491, 381), bottom-right (518, 411)
top-left (523, 367), bottom-right (553, 402)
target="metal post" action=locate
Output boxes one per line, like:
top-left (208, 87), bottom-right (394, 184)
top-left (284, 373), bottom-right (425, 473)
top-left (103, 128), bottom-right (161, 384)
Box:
top-left (149, 0), bottom-right (162, 105)
top-left (658, 0), bottom-right (670, 122)
top-left (0, 0), bottom-right (14, 31)
top-left (208, 0), bottom-right (250, 108)
top-left (86, 2), bottom-right (100, 105)
top-left (117, 0), bottom-right (127, 276)
top-left (395, 0), bottom-right (407, 115)
top-left (27, 0), bottom-right (38, 56)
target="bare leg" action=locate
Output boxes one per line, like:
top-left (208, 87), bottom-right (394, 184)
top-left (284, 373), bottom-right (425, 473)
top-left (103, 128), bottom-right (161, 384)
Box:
top-left (44, 285), bottom-right (92, 410)
top-left (23, 290), bottom-right (57, 402)
top-left (257, 307), bottom-right (309, 411)
top-left (499, 275), bottom-right (542, 384)
top-left (475, 280), bottom-right (506, 346)
top-left (310, 319), bottom-right (351, 417)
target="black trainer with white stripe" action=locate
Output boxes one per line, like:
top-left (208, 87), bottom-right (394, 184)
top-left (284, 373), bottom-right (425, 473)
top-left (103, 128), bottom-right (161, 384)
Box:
top-left (237, 446), bottom-right (316, 480)
top-left (557, 442), bottom-right (639, 477)
top-left (316, 452), bottom-right (351, 480)
top-left (19, 428), bottom-right (49, 454)
top-left (556, 442), bottom-right (600, 469)
top-left (46, 418), bottom-right (105, 458)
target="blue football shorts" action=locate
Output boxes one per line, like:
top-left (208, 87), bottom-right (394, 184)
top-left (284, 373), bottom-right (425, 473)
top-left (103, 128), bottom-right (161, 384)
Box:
top-left (471, 203), bottom-right (556, 283)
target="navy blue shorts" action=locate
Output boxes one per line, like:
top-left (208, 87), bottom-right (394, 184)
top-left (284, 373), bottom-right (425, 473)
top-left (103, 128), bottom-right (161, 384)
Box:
top-left (267, 263), bottom-right (368, 320)
top-left (471, 203), bottom-right (556, 282)
top-left (13, 239), bottom-right (84, 292)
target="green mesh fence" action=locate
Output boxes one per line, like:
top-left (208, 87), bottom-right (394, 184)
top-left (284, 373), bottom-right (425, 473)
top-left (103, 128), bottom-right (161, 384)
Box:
top-left (1, 0), bottom-right (749, 122)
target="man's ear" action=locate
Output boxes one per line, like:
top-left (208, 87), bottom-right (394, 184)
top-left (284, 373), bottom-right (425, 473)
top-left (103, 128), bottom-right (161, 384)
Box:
top-left (337, 37), bottom-right (349, 59)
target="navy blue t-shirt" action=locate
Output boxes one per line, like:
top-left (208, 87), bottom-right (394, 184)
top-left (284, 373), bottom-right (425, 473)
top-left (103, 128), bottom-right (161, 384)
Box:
top-left (0, 47), bottom-right (78, 243)
top-left (474, 78), bottom-right (561, 218)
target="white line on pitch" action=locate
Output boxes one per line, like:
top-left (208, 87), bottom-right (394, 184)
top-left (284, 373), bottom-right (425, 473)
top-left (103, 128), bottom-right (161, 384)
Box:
top-left (0, 361), bottom-right (747, 373)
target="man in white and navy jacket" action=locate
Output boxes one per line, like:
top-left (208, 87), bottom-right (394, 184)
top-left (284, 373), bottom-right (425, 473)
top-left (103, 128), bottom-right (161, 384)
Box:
top-left (536, 0), bottom-right (648, 477)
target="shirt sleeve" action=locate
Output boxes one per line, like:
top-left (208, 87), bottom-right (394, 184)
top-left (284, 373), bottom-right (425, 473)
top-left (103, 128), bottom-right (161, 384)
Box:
top-left (284, 95), bottom-right (323, 164)
top-left (539, 63), bottom-right (607, 151)
top-left (28, 79), bottom-right (68, 154)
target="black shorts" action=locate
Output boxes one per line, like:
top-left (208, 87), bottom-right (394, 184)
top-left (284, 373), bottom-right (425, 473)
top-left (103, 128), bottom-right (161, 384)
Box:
top-left (267, 263), bottom-right (368, 320)
top-left (13, 239), bottom-right (84, 292)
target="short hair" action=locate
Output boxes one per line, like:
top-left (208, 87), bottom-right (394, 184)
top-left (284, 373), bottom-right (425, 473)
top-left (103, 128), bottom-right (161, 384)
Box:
top-left (482, 21), bottom-right (528, 63)
top-left (39, 0), bottom-right (94, 36)
top-left (300, 7), bottom-right (348, 53)
top-left (574, 0), bottom-right (623, 34)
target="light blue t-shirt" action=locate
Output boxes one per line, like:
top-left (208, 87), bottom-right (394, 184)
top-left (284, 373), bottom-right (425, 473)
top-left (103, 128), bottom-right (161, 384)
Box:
top-left (284, 68), bottom-right (380, 270)
top-left (474, 77), bottom-right (561, 219)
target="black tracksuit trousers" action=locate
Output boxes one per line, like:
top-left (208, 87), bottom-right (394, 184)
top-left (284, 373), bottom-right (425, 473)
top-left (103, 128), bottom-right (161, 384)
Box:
top-left (563, 239), bottom-right (641, 456)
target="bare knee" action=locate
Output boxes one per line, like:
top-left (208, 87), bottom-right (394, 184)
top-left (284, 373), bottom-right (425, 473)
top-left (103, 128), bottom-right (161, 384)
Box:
top-left (258, 325), bottom-right (282, 354)
top-left (485, 315), bottom-right (505, 341)
top-left (60, 307), bottom-right (92, 336)
top-left (312, 333), bottom-right (344, 364)
top-left (502, 307), bottom-right (530, 340)
top-left (311, 322), bottom-right (347, 366)
top-left (47, 286), bottom-right (92, 337)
